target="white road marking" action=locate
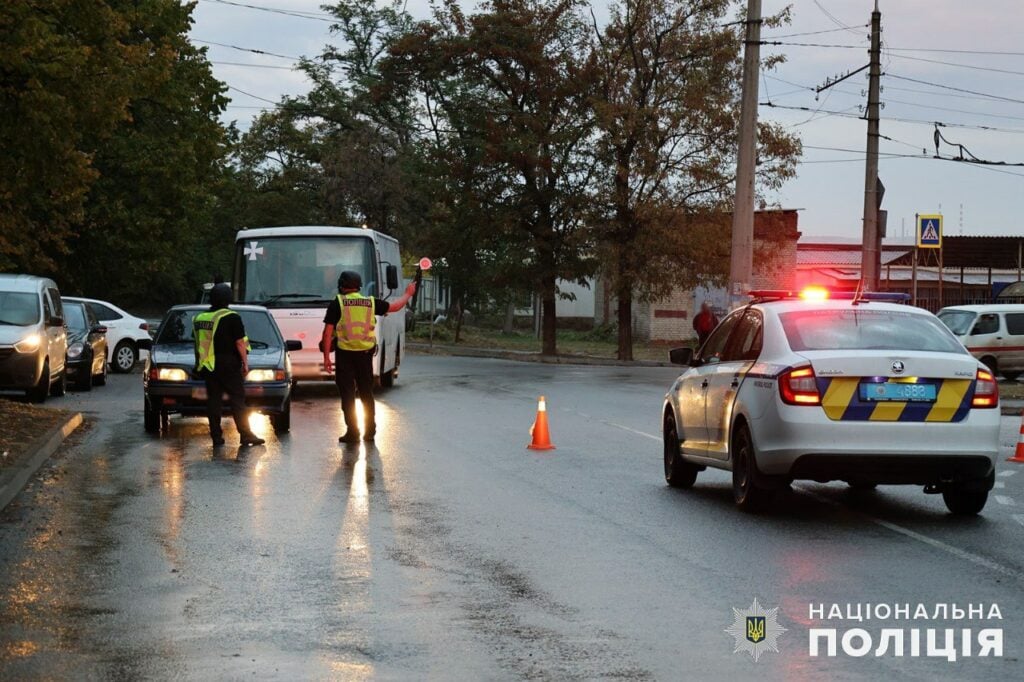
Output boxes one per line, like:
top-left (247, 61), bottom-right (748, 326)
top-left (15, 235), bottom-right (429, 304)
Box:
top-left (999, 469), bottom-right (1017, 477)
top-left (604, 421), bottom-right (661, 442)
top-left (628, 425), bottom-right (1024, 581)
top-left (995, 495), bottom-right (1016, 506)
top-left (1014, 514), bottom-right (1024, 528)
top-left (994, 481), bottom-right (1005, 489)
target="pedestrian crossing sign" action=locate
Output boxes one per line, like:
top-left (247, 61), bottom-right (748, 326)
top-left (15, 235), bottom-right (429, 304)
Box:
top-left (917, 214), bottom-right (942, 249)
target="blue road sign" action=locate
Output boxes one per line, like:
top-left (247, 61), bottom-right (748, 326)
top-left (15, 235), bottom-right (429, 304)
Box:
top-left (917, 214), bottom-right (942, 249)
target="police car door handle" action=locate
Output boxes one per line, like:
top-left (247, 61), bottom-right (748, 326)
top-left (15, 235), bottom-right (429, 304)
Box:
top-left (731, 378), bottom-right (740, 388)
top-left (701, 379), bottom-right (709, 388)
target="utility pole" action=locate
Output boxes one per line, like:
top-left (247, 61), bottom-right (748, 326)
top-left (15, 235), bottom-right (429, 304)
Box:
top-left (729, 0), bottom-right (762, 307)
top-left (861, 1), bottom-right (883, 290)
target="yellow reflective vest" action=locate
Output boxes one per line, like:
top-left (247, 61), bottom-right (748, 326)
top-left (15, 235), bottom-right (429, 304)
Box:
top-left (194, 309), bottom-right (240, 371)
top-left (335, 293), bottom-right (376, 351)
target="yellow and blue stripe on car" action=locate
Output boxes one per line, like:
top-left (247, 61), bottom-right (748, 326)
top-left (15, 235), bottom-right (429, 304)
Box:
top-left (816, 377), bottom-right (974, 423)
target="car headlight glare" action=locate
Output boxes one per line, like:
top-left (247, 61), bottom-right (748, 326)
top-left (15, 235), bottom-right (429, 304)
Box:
top-left (14, 333), bottom-right (41, 353)
top-left (155, 367), bottom-right (189, 382)
top-left (67, 342), bottom-right (84, 358)
top-left (245, 369), bottom-right (283, 382)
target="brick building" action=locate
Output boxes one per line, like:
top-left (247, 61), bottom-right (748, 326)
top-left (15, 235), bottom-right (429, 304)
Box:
top-left (595, 209), bottom-right (800, 342)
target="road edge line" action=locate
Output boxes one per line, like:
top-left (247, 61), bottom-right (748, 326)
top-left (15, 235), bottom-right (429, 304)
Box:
top-left (0, 412), bottom-right (83, 512)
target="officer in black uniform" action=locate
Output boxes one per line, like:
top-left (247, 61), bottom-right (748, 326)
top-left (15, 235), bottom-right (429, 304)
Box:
top-left (321, 271), bottom-right (417, 443)
top-left (195, 283), bottom-right (265, 447)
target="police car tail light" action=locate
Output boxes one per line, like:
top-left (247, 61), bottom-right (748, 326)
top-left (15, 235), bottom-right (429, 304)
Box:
top-left (779, 366), bottom-right (821, 405)
top-left (972, 369), bottom-right (998, 408)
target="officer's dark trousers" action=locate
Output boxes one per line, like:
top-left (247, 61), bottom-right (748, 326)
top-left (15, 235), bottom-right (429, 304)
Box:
top-left (335, 348), bottom-right (375, 435)
top-left (203, 356), bottom-right (250, 439)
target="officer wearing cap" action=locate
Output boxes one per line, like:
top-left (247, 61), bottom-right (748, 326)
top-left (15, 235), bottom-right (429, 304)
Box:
top-left (322, 271), bottom-right (417, 443)
top-left (194, 283), bottom-right (265, 447)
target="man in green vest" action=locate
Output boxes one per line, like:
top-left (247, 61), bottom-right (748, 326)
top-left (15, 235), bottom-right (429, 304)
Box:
top-left (194, 283), bottom-right (265, 447)
top-left (321, 271), bottom-right (417, 443)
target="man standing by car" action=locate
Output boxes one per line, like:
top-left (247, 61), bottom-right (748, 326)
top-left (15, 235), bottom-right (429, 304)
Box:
top-left (692, 301), bottom-right (719, 348)
top-left (322, 271), bottom-right (417, 443)
top-left (194, 283), bottom-right (265, 447)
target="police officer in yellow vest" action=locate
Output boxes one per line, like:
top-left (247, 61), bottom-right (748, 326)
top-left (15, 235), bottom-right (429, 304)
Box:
top-left (322, 271), bottom-right (417, 443)
top-left (194, 283), bottom-right (265, 447)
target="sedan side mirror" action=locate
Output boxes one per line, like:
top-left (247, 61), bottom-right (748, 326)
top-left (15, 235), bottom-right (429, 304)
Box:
top-left (669, 347), bottom-right (696, 366)
top-left (385, 264), bottom-right (400, 291)
top-left (137, 338), bottom-right (153, 351)
top-left (285, 339), bottom-right (303, 352)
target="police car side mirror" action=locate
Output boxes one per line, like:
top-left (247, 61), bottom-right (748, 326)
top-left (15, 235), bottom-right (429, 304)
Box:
top-left (669, 347), bottom-right (695, 366)
top-left (285, 340), bottom-right (302, 352)
top-left (385, 264), bottom-right (400, 291)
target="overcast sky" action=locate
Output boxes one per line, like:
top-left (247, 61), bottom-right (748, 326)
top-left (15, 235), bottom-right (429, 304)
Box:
top-left (189, 0), bottom-right (1024, 241)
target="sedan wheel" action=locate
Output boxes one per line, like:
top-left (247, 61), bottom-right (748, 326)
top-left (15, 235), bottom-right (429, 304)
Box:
top-left (663, 412), bottom-right (698, 488)
top-left (112, 341), bottom-right (137, 373)
top-left (731, 423), bottom-right (772, 512)
top-left (942, 486), bottom-right (988, 515)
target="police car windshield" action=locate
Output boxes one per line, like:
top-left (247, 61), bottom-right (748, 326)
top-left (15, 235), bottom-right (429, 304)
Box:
top-left (780, 309), bottom-right (966, 354)
top-left (156, 309), bottom-right (281, 352)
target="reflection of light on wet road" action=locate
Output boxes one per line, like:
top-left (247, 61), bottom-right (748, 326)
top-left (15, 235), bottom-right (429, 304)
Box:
top-left (324, 442), bottom-right (374, 677)
top-left (161, 452), bottom-right (185, 564)
top-left (1, 639), bottom-right (39, 659)
top-left (247, 412), bottom-right (271, 438)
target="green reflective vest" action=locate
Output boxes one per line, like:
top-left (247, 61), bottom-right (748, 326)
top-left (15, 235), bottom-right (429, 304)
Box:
top-left (194, 309), bottom-right (240, 371)
top-left (335, 293), bottom-right (376, 351)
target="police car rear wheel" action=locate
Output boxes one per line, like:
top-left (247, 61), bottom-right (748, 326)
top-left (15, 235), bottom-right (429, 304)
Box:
top-left (942, 486), bottom-right (988, 515)
top-left (1002, 371), bottom-right (1020, 382)
top-left (732, 423), bottom-right (771, 511)
top-left (663, 413), bottom-right (697, 488)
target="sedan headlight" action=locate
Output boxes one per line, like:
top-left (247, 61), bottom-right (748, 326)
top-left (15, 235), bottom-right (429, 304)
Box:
top-left (67, 342), bottom-right (84, 359)
top-left (14, 333), bottom-right (41, 353)
top-left (246, 369), bottom-right (285, 382)
top-left (150, 367), bottom-right (189, 382)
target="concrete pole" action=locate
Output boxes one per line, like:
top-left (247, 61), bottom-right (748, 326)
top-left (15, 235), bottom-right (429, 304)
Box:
top-left (728, 0), bottom-right (762, 307)
top-left (861, 2), bottom-right (883, 290)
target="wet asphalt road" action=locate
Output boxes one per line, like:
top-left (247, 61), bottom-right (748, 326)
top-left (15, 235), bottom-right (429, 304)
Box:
top-left (2, 355), bottom-right (1024, 680)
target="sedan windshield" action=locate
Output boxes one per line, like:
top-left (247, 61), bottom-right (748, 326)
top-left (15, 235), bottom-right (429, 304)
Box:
top-left (0, 292), bottom-right (40, 326)
top-left (937, 310), bottom-right (976, 336)
top-left (781, 308), bottom-right (966, 354)
top-left (156, 310), bottom-right (281, 351)
top-left (64, 303), bottom-right (87, 331)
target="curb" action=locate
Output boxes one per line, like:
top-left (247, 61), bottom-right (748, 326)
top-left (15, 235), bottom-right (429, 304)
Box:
top-left (0, 412), bottom-right (83, 512)
top-left (406, 343), bottom-right (675, 368)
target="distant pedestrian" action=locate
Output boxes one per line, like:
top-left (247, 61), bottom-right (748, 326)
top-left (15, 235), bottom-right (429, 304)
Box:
top-left (693, 301), bottom-right (719, 348)
top-left (193, 283), bottom-right (265, 447)
top-left (322, 271), bottom-right (418, 443)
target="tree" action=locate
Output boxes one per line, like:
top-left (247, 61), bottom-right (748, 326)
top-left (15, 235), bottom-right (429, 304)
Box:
top-left (391, 0), bottom-right (600, 355)
top-left (592, 0), bottom-right (800, 360)
top-left (63, 0), bottom-right (231, 307)
top-left (0, 0), bottom-right (142, 272)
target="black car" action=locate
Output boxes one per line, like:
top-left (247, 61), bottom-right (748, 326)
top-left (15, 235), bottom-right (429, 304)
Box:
top-left (62, 300), bottom-right (108, 391)
top-left (143, 305), bottom-right (300, 435)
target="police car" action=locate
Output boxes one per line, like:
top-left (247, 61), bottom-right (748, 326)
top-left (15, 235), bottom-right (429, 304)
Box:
top-left (662, 288), bottom-right (1000, 515)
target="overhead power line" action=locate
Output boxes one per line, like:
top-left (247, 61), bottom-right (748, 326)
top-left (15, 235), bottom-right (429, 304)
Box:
top-left (887, 52), bottom-right (1024, 77)
top-left (227, 85), bottom-right (281, 104)
top-left (192, 38), bottom-right (301, 61)
top-left (762, 25), bottom-right (868, 39)
top-left (212, 61), bottom-right (297, 70)
top-left (886, 73), bottom-right (1024, 106)
top-left (760, 102), bottom-right (1024, 134)
top-left (199, 0), bottom-right (336, 23)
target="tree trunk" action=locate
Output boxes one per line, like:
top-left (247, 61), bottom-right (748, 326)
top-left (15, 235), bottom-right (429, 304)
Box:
top-left (617, 281), bottom-right (633, 361)
top-left (503, 299), bottom-right (515, 334)
top-left (541, 276), bottom-right (557, 356)
top-left (454, 297), bottom-right (465, 343)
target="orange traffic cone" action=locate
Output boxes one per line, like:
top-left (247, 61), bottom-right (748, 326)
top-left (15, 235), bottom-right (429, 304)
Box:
top-left (527, 396), bottom-right (556, 451)
top-left (1009, 411), bottom-right (1024, 463)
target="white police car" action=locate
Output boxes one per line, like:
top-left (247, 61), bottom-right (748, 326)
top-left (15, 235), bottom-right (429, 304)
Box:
top-left (662, 289), bottom-right (1000, 515)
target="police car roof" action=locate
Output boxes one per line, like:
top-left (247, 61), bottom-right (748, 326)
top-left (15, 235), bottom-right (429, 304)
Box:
top-left (168, 304), bottom-right (270, 313)
top-left (755, 298), bottom-right (932, 316)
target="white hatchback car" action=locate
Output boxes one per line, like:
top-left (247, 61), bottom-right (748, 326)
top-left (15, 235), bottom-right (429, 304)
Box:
top-left (663, 290), bottom-right (1000, 515)
top-left (62, 297), bottom-right (151, 373)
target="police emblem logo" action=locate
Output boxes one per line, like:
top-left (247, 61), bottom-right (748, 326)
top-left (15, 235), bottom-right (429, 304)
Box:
top-left (725, 598), bottom-right (786, 662)
top-left (746, 616), bottom-right (765, 643)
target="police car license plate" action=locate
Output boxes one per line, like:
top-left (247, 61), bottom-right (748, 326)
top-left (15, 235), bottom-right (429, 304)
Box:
top-left (859, 382), bottom-right (937, 402)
